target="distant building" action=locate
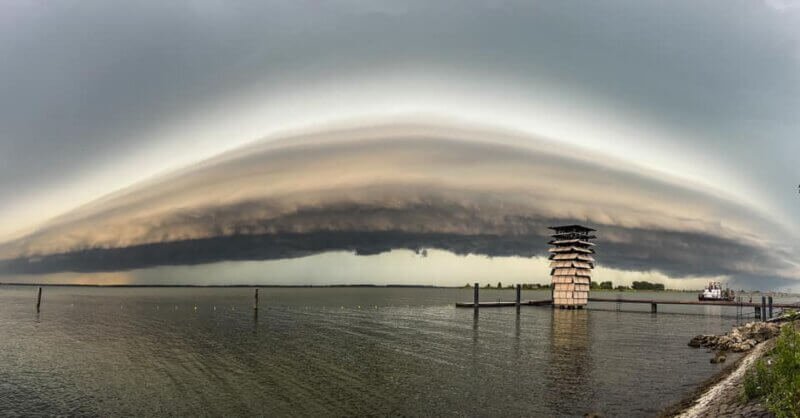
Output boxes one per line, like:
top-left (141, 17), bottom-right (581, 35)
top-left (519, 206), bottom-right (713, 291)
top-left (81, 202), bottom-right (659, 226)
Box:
top-left (548, 225), bottom-right (596, 308)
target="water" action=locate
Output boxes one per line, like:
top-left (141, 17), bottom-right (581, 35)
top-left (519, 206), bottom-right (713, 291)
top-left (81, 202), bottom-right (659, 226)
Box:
top-left (0, 286), bottom-right (750, 416)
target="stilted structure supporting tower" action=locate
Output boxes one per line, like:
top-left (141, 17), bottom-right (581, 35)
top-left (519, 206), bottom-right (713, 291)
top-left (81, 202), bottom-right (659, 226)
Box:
top-left (548, 225), bottom-right (596, 309)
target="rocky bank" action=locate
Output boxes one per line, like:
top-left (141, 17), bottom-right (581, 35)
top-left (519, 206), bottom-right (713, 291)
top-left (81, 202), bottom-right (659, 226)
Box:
top-left (688, 322), bottom-right (781, 353)
top-left (672, 339), bottom-right (775, 418)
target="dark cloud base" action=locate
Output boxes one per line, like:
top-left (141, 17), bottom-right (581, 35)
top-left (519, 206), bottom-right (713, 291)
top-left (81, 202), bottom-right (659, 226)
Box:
top-left (0, 231), bottom-right (546, 275)
top-left (0, 225), bottom-right (792, 290)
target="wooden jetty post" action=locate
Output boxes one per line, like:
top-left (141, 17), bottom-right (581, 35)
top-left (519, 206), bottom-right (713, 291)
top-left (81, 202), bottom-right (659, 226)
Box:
top-left (473, 283), bottom-right (479, 311)
top-left (36, 286), bottom-right (42, 312)
top-left (768, 296), bottom-right (773, 319)
top-left (650, 302), bottom-right (657, 314)
top-left (254, 288), bottom-right (259, 311)
top-left (515, 284), bottom-right (521, 308)
top-left (754, 306), bottom-right (761, 320)
top-left (761, 296), bottom-right (767, 322)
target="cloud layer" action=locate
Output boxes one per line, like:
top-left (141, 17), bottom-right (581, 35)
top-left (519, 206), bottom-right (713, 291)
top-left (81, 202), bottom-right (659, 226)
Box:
top-left (0, 122), bottom-right (796, 288)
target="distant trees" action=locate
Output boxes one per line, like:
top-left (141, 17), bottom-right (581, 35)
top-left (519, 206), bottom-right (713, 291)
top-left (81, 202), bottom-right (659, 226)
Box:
top-left (464, 282), bottom-right (560, 289)
top-left (631, 281), bottom-right (665, 291)
top-left (591, 281), bottom-right (614, 290)
top-left (521, 283), bottom-right (549, 290)
top-left (461, 281), bottom-right (663, 291)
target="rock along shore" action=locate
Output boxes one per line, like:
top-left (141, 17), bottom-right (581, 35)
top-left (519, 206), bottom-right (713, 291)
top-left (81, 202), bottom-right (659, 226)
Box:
top-left (671, 339), bottom-right (775, 417)
top-left (688, 322), bottom-right (780, 353)
top-left (662, 321), bottom-right (785, 417)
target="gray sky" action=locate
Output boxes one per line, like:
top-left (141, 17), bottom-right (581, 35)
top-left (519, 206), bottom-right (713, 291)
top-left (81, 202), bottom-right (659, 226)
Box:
top-left (1, 1), bottom-right (799, 287)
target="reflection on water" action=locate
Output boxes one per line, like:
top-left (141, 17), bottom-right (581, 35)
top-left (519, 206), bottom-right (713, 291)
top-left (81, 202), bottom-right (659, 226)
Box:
top-left (0, 286), bottom-right (740, 417)
top-left (548, 309), bottom-right (593, 413)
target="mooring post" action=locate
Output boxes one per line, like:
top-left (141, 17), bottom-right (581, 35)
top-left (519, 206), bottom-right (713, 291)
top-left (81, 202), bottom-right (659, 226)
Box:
top-left (254, 288), bottom-right (259, 311)
top-left (650, 303), bottom-right (657, 314)
top-left (473, 283), bottom-right (479, 310)
top-left (754, 306), bottom-right (761, 320)
top-left (36, 286), bottom-right (42, 312)
top-left (515, 284), bottom-right (521, 308)
top-left (767, 296), bottom-right (773, 319)
top-left (761, 296), bottom-right (767, 322)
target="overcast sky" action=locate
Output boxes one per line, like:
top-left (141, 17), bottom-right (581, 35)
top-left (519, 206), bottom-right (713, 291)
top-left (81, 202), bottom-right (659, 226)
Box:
top-left (1, 1), bottom-right (799, 287)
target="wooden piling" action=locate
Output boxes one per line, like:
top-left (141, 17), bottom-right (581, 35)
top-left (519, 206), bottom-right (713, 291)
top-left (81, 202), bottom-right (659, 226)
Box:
top-left (761, 296), bottom-right (766, 322)
top-left (515, 284), bottom-right (521, 308)
top-left (473, 283), bottom-right (479, 311)
top-left (755, 306), bottom-right (761, 320)
top-left (768, 296), bottom-right (773, 319)
top-left (36, 286), bottom-right (42, 312)
top-left (650, 303), bottom-right (657, 314)
top-left (254, 288), bottom-right (259, 311)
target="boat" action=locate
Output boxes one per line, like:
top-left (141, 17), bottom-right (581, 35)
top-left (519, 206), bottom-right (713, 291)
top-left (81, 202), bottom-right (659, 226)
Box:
top-left (698, 281), bottom-right (735, 301)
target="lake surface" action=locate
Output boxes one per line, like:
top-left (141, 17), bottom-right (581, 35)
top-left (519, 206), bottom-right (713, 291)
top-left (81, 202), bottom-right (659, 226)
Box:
top-left (0, 286), bottom-right (766, 416)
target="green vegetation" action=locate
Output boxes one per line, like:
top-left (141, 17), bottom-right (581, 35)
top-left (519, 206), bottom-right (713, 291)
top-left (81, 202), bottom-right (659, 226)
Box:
top-left (464, 280), bottom-right (676, 291)
top-left (463, 282), bottom-right (552, 289)
top-left (631, 281), bottom-right (665, 291)
top-left (742, 323), bottom-right (800, 417)
top-left (519, 283), bottom-right (549, 290)
top-left (783, 309), bottom-right (800, 321)
top-left (589, 281), bottom-right (613, 290)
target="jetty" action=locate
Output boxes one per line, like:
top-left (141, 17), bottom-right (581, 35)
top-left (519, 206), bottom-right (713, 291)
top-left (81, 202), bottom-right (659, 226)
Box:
top-left (455, 225), bottom-right (800, 319)
top-left (456, 296), bottom-right (798, 310)
top-left (455, 286), bottom-right (799, 319)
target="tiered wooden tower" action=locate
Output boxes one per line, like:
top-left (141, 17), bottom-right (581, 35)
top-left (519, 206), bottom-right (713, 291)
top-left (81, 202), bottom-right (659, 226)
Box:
top-left (548, 225), bottom-right (596, 309)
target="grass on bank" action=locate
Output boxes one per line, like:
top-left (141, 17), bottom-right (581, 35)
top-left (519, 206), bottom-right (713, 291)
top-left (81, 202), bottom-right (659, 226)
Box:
top-left (742, 317), bottom-right (800, 418)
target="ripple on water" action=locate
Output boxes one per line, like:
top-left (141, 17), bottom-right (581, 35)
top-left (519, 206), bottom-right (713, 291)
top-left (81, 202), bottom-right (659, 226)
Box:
top-left (0, 287), bottom-right (738, 417)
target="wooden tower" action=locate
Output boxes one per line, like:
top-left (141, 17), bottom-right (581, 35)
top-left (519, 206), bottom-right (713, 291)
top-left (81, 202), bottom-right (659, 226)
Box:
top-left (548, 225), bottom-right (596, 309)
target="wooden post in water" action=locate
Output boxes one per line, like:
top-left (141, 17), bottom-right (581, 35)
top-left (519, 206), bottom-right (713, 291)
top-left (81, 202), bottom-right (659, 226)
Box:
top-left (768, 296), bottom-right (773, 319)
top-left (515, 284), bottom-right (521, 308)
top-left (761, 296), bottom-right (767, 322)
top-left (754, 306), bottom-right (761, 320)
top-left (254, 288), bottom-right (259, 311)
top-left (650, 303), bottom-right (657, 314)
top-left (473, 283), bottom-right (479, 310)
top-left (36, 287), bottom-right (42, 312)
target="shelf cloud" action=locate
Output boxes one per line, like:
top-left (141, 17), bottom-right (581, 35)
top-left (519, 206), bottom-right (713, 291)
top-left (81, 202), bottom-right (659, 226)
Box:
top-left (1, 122), bottom-right (796, 287)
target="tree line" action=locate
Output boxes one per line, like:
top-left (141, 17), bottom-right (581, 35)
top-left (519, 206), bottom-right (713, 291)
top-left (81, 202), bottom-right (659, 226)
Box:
top-left (464, 280), bottom-right (666, 291)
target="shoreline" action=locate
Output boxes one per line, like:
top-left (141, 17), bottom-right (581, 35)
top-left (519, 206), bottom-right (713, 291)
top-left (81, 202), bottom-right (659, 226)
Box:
top-left (662, 334), bottom-right (777, 417)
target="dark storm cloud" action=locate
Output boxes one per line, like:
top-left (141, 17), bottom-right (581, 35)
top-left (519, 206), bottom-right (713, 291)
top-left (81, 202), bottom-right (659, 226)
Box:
top-left (1, 2), bottom-right (798, 288)
top-left (0, 202), bottom-right (793, 286)
top-left (1, 0), bottom-right (799, 225)
top-left (0, 123), bottom-right (795, 286)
